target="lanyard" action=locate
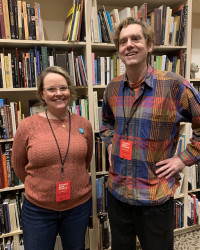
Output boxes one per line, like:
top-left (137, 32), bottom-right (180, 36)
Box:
top-left (122, 80), bottom-right (145, 136)
top-left (45, 110), bottom-right (71, 179)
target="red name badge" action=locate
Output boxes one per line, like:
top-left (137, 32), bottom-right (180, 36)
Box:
top-left (120, 140), bottom-right (133, 160)
top-left (56, 181), bottom-right (71, 202)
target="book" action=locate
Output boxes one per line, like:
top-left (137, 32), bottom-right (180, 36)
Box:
top-left (29, 99), bottom-right (45, 116)
top-left (3, 195), bottom-right (11, 233)
top-left (30, 7), bottom-right (36, 40)
top-left (96, 177), bottom-right (103, 213)
top-left (0, 53), bottom-right (6, 88)
top-left (131, 6), bottom-right (139, 20)
top-left (138, 3), bottom-right (147, 23)
top-left (22, 1), bottom-right (29, 40)
top-left (91, 52), bottom-right (95, 85)
top-left (8, 0), bottom-right (15, 39)
top-left (74, 57), bottom-right (81, 86)
top-left (26, 3), bottom-right (32, 39)
top-left (2, 0), bottom-right (11, 39)
top-left (178, 5), bottom-right (188, 46)
top-left (15, 190), bottom-right (22, 229)
top-left (158, 5), bottom-right (167, 45)
top-left (17, 0), bottom-right (22, 40)
top-left (79, 55), bottom-right (88, 85)
top-left (154, 8), bottom-right (161, 45)
top-left (2, 154), bottom-right (8, 188)
top-left (10, 102), bottom-right (17, 136)
top-left (110, 8), bottom-right (120, 26)
top-left (119, 7), bottom-right (131, 21)
top-left (8, 198), bottom-right (18, 231)
top-left (4, 55), bottom-right (11, 88)
top-left (41, 46), bottom-right (48, 70)
top-left (91, 6), bottom-right (100, 43)
top-left (4, 142), bottom-right (12, 187)
top-left (0, 0), bottom-right (6, 39)
top-left (102, 6), bottom-right (113, 43)
top-left (93, 91), bottom-right (99, 132)
top-left (68, 51), bottom-right (76, 86)
top-left (79, 0), bottom-right (85, 41)
top-left (56, 53), bottom-right (68, 71)
top-left (98, 8), bottom-right (110, 43)
top-left (62, 5), bottom-right (75, 41)
top-left (0, 193), bottom-right (5, 234)
top-left (71, 2), bottom-right (81, 41)
top-left (34, 1), bottom-right (39, 40)
top-left (164, 7), bottom-right (172, 46)
top-left (0, 144), bottom-right (5, 189)
top-left (77, 0), bottom-right (84, 41)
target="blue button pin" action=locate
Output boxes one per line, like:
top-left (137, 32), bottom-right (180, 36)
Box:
top-left (79, 128), bottom-right (84, 134)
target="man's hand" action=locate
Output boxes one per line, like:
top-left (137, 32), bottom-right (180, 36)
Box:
top-left (107, 144), bottom-right (112, 167)
top-left (155, 155), bottom-right (186, 179)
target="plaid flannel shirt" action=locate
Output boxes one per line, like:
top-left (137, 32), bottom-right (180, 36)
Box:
top-left (100, 65), bottom-right (200, 206)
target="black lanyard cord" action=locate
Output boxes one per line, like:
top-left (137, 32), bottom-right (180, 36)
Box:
top-left (122, 85), bottom-right (145, 136)
top-left (45, 110), bottom-right (71, 177)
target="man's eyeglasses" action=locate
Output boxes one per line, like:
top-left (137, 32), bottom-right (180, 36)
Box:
top-left (43, 86), bottom-right (69, 93)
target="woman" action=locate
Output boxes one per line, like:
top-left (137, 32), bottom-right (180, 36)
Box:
top-left (12, 66), bottom-right (93, 250)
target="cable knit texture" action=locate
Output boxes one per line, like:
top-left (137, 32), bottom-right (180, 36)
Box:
top-left (12, 113), bottom-right (93, 211)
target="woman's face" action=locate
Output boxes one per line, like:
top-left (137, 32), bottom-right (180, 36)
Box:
top-left (41, 73), bottom-right (70, 113)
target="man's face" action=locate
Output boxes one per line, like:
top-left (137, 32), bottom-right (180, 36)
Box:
top-left (119, 24), bottom-right (153, 68)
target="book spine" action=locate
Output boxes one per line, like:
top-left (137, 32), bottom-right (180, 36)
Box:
top-left (22, 1), bottom-right (29, 40)
top-left (0, 145), bottom-right (5, 188)
top-left (26, 3), bottom-right (32, 39)
top-left (0, 201), bottom-right (5, 234)
top-left (29, 49), bottom-right (35, 87)
top-left (14, 4), bottom-right (19, 39)
top-left (2, 0), bottom-right (11, 39)
top-left (41, 46), bottom-right (48, 70)
top-left (17, 0), bottom-right (22, 39)
top-left (2, 154), bottom-right (8, 188)
top-left (4, 143), bottom-right (12, 187)
top-left (22, 52), bottom-right (27, 87)
top-left (4, 55), bottom-right (11, 88)
top-left (34, 2), bottom-right (39, 40)
top-left (3, 203), bottom-right (9, 233)
top-left (0, 0), bottom-right (6, 38)
top-left (30, 7), bottom-right (36, 40)
top-left (8, 0), bottom-right (16, 39)
top-left (15, 191), bottom-right (22, 229)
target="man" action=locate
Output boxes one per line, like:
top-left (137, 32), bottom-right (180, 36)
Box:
top-left (100, 17), bottom-right (200, 250)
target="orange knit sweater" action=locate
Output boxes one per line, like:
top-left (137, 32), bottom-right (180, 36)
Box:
top-left (12, 113), bottom-right (93, 211)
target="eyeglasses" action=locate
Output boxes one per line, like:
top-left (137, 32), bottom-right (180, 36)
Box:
top-left (43, 86), bottom-right (69, 93)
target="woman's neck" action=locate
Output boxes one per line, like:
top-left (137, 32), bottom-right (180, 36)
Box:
top-left (46, 109), bottom-right (69, 121)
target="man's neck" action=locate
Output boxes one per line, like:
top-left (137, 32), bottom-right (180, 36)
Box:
top-left (126, 64), bottom-right (147, 84)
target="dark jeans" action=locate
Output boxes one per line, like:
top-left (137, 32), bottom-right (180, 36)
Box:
top-left (21, 196), bottom-right (92, 250)
top-left (107, 192), bottom-right (174, 250)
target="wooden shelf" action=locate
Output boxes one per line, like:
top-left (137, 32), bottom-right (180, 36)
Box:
top-left (0, 230), bottom-right (23, 239)
top-left (0, 39), bottom-right (86, 50)
top-left (0, 138), bottom-right (14, 143)
top-left (190, 78), bottom-right (200, 82)
top-left (0, 88), bottom-right (37, 92)
top-left (174, 224), bottom-right (200, 236)
top-left (188, 188), bottom-right (200, 193)
top-left (0, 185), bottom-right (24, 192)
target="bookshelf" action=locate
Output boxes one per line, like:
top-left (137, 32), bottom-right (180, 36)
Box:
top-left (0, 0), bottom-right (200, 249)
top-left (90, 0), bottom-right (200, 249)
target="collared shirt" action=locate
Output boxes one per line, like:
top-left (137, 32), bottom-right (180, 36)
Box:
top-left (100, 65), bottom-right (200, 206)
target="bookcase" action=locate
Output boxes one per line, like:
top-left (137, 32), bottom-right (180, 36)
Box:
top-left (0, 0), bottom-right (200, 249)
